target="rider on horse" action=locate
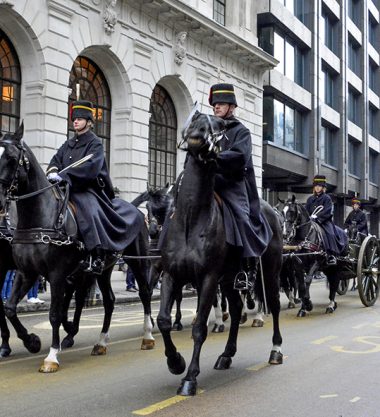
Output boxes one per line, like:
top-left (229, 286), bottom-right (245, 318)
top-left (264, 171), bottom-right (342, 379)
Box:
top-left (344, 198), bottom-right (368, 237)
top-left (209, 83), bottom-right (273, 288)
top-left (46, 100), bottom-right (144, 274)
top-left (305, 175), bottom-right (348, 265)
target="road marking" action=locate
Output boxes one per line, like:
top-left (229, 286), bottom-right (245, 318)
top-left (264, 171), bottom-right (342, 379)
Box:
top-left (132, 390), bottom-right (204, 415)
top-left (352, 322), bottom-right (371, 329)
top-left (350, 397), bottom-right (361, 403)
top-left (247, 362), bottom-right (269, 372)
top-left (311, 336), bottom-right (338, 345)
top-left (320, 394), bottom-right (338, 399)
top-left (331, 336), bottom-right (380, 354)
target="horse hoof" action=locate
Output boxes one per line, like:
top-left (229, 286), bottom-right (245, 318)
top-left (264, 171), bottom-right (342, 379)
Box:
top-left (240, 312), bottom-right (247, 324)
top-left (0, 347), bottom-right (11, 357)
top-left (177, 379), bottom-right (197, 396)
top-left (91, 344), bottom-right (107, 355)
top-left (167, 353), bottom-right (186, 375)
top-left (222, 312), bottom-right (229, 322)
top-left (287, 302), bottom-right (296, 309)
top-left (141, 339), bottom-right (155, 350)
top-left (297, 309), bottom-right (306, 318)
top-left (61, 336), bottom-right (74, 350)
top-left (251, 319), bottom-right (264, 327)
top-left (211, 324), bottom-right (225, 333)
top-left (325, 303), bottom-right (337, 314)
top-left (214, 355), bottom-right (232, 370)
top-left (172, 323), bottom-right (183, 331)
top-left (269, 350), bottom-right (283, 365)
top-left (24, 333), bottom-right (41, 354)
top-left (39, 361), bottom-right (59, 373)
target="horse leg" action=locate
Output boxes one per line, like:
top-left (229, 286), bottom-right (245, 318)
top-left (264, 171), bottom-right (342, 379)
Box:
top-left (297, 272), bottom-right (313, 317)
top-left (39, 274), bottom-right (66, 373)
top-left (221, 289), bottom-right (229, 322)
top-left (4, 272), bottom-right (41, 354)
top-left (0, 269), bottom-right (11, 357)
top-left (178, 276), bottom-right (218, 396)
top-left (128, 258), bottom-right (155, 350)
top-left (326, 271), bottom-right (338, 314)
top-left (91, 269), bottom-right (114, 355)
top-left (214, 284), bottom-right (243, 370)
top-left (211, 291), bottom-right (224, 333)
top-left (172, 291), bottom-right (183, 331)
top-left (251, 301), bottom-right (265, 327)
top-left (61, 278), bottom-right (90, 349)
top-left (157, 273), bottom-right (186, 377)
top-left (239, 292), bottom-right (248, 324)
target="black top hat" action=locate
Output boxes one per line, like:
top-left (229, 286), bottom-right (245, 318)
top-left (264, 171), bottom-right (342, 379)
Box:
top-left (313, 175), bottom-right (327, 187)
top-left (71, 100), bottom-right (94, 122)
top-left (208, 83), bottom-right (238, 106)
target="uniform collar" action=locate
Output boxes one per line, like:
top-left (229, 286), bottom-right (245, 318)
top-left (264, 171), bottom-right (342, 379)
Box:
top-left (68, 130), bottom-right (95, 148)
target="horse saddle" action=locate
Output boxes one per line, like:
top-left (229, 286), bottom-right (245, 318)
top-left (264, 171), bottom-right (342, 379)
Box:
top-left (53, 186), bottom-right (78, 238)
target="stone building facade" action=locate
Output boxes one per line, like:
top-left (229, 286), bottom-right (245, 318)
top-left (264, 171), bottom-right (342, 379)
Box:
top-left (0, 0), bottom-right (275, 201)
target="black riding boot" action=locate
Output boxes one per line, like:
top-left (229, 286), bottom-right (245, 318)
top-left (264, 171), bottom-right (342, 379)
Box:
top-left (91, 247), bottom-right (106, 275)
top-left (234, 257), bottom-right (258, 293)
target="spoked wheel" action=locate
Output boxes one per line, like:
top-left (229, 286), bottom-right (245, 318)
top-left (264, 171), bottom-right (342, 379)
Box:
top-left (337, 279), bottom-right (349, 296)
top-left (357, 236), bottom-right (380, 307)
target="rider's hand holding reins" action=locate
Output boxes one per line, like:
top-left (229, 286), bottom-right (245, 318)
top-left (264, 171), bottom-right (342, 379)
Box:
top-left (47, 172), bottom-right (63, 184)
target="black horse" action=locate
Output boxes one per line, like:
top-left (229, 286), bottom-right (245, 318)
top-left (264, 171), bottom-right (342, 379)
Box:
top-left (134, 184), bottom-right (186, 331)
top-left (282, 196), bottom-right (349, 316)
top-left (0, 124), bottom-right (154, 372)
top-left (157, 112), bottom-right (283, 396)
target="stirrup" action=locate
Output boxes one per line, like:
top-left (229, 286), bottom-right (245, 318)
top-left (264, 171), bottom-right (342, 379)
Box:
top-left (234, 271), bottom-right (252, 291)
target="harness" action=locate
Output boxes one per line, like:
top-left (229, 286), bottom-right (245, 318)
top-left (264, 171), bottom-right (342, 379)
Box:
top-left (0, 139), bottom-right (83, 249)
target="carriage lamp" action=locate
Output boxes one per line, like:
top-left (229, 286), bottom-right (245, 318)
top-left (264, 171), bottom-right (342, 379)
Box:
top-left (2, 85), bottom-right (13, 102)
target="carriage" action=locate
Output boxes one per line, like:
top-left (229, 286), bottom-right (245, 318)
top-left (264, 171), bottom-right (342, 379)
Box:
top-left (282, 202), bottom-right (380, 309)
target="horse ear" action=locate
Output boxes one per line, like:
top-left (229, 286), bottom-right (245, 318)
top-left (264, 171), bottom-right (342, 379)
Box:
top-left (14, 121), bottom-right (24, 142)
top-left (278, 197), bottom-right (285, 204)
top-left (291, 194), bottom-right (296, 203)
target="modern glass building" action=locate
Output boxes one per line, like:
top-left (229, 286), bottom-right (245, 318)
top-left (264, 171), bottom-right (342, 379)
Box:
top-left (256, 0), bottom-right (380, 235)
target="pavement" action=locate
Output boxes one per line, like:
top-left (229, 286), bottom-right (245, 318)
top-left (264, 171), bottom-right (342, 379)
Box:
top-left (13, 269), bottom-right (196, 314)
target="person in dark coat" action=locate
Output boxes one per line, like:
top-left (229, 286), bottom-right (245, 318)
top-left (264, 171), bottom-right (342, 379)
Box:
top-left (46, 100), bottom-right (143, 274)
top-left (344, 198), bottom-right (368, 237)
top-left (305, 175), bottom-right (348, 265)
top-left (209, 83), bottom-right (273, 288)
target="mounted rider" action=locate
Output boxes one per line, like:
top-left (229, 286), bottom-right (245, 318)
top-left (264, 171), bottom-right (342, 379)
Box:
top-left (46, 100), bottom-right (144, 274)
top-left (344, 198), bottom-right (368, 237)
top-left (305, 175), bottom-right (348, 265)
top-left (209, 83), bottom-right (273, 288)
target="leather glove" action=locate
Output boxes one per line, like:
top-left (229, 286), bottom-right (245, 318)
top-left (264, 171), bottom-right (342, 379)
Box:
top-left (47, 172), bottom-right (63, 183)
top-left (310, 214), bottom-right (318, 220)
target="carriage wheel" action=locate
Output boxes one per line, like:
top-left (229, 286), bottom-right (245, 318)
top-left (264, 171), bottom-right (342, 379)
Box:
top-left (357, 236), bottom-right (380, 307)
top-left (337, 279), bottom-right (349, 296)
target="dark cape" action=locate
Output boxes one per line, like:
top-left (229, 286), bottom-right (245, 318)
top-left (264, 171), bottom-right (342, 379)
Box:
top-left (305, 192), bottom-right (348, 256)
top-left (344, 209), bottom-right (368, 235)
top-left (47, 130), bottom-right (143, 252)
top-left (214, 116), bottom-right (272, 257)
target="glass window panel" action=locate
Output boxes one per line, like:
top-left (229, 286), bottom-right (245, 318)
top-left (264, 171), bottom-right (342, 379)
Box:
top-left (274, 32), bottom-right (285, 74)
top-left (148, 85), bottom-right (177, 188)
top-left (273, 99), bottom-right (284, 145)
top-left (0, 30), bottom-right (21, 133)
top-left (285, 41), bottom-right (295, 81)
top-left (284, 105), bottom-right (295, 149)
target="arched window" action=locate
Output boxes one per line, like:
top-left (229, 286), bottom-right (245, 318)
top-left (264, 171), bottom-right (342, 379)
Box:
top-left (148, 85), bottom-right (177, 188)
top-left (68, 56), bottom-right (111, 163)
top-left (0, 30), bottom-right (21, 133)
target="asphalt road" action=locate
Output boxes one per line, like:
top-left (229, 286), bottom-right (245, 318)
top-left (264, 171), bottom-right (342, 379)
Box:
top-left (1, 282), bottom-right (379, 417)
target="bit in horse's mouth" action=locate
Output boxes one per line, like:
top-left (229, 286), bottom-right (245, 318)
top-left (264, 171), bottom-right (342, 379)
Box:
top-left (187, 137), bottom-right (202, 146)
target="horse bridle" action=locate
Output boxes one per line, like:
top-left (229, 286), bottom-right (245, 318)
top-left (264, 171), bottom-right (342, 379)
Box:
top-left (0, 139), bottom-right (58, 202)
top-left (178, 114), bottom-right (226, 162)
